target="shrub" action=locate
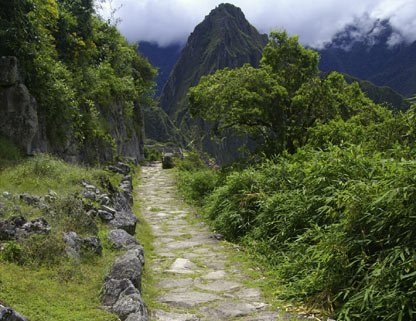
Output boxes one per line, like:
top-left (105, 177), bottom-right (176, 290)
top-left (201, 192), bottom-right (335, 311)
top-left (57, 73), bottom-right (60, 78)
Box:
top-left (197, 145), bottom-right (416, 319)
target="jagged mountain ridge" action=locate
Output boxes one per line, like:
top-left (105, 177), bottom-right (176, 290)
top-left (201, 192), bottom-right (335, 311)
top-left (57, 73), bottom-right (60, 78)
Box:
top-left (160, 3), bottom-right (268, 123)
top-left (319, 20), bottom-right (416, 97)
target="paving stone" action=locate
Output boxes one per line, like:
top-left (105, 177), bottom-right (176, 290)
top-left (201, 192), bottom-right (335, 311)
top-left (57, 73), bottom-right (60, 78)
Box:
top-left (153, 310), bottom-right (200, 321)
top-left (202, 302), bottom-right (263, 319)
top-left (166, 258), bottom-right (197, 274)
top-left (159, 291), bottom-right (221, 308)
top-left (195, 280), bottom-right (241, 292)
top-left (202, 270), bottom-right (227, 280)
top-left (157, 278), bottom-right (194, 289)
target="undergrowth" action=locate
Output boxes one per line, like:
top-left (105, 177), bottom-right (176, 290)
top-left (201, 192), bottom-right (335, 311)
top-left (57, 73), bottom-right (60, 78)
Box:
top-left (176, 146), bottom-right (416, 320)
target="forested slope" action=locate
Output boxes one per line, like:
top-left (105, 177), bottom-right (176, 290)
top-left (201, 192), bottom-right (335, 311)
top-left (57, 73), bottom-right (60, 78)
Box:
top-left (178, 31), bottom-right (416, 321)
top-left (0, 0), bottom-right (156, 163)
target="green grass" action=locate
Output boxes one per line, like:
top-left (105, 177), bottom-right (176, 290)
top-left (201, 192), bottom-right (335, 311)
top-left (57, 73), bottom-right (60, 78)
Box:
top-left (0, 154), bottom-right (124, 320)
top-left (0, 254), bottom-right (118, 321)
top-left (0, 154), bottom-right (119, 195)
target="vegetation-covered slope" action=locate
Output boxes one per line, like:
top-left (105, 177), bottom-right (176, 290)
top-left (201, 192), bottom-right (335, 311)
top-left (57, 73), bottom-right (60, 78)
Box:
top-left (0, 0), bottom-right (156, 163)
top-left (179, 31), bottom-right (416, 320)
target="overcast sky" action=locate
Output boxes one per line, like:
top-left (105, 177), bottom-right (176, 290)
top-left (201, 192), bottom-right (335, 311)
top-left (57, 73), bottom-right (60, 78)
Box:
top-left (99, 0), bottom-right (416, 48)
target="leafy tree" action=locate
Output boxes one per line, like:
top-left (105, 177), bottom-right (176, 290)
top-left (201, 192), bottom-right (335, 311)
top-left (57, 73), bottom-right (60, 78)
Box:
top-left (189, 31), bottom-right (379, 155)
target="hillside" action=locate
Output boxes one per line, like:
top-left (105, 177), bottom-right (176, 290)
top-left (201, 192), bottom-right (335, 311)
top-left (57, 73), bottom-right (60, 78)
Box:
top-left (319, 19), bottom-right (416, 97)
top-left (0, 0), bottom-right (156, 164)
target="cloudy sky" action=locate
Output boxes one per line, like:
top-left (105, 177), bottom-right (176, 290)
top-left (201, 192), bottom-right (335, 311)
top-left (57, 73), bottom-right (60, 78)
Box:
top-left (100, 0), bottom-right (416, 47)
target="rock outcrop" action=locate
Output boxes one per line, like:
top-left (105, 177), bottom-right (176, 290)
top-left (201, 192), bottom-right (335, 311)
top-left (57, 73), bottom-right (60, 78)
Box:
top-left (0, 304), bottom-right (29, 321)
top-left (0, 56), bottom-right (45, 154)
top-left (0, 56), bottom-right (145, 163)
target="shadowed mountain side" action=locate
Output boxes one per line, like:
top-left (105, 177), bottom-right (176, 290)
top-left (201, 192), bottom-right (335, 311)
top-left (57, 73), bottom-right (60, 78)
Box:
top-left (158, 3), bottom-right (267, 162)
top-left (319, 20), bottom-right (416, 97)
top-left (160, 3), bottom-right (268, 122)
top-left (138, 42), bottom-right (182, 96)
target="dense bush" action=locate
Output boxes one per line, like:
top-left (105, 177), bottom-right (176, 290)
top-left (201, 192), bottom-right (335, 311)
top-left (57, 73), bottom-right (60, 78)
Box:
top-left (184, 144), bottom-right (416, 320)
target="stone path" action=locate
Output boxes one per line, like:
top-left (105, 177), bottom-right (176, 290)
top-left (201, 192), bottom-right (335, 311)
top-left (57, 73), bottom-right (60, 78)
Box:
top-left (138, 163), bottom-right (305, 321)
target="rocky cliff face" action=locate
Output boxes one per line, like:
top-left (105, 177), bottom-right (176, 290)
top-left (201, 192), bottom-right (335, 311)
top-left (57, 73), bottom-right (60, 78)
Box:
top-left (159, 3), bottom-right (267, 163)
top-left (0, 56), bottom-right (47, 155)
top-left (0, 56), bottom-right (145, 163)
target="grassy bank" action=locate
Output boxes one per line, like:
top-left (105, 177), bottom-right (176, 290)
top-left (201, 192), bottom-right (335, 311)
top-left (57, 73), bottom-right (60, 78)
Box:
top-left (0, 154), bottom-right (123, 321)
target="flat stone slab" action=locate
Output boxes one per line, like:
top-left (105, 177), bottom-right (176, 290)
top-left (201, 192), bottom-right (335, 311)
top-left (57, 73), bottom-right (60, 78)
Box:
top-left (202, 270), bottom-right (227, 280)
top-left (235, 288), bottom-right (262, 300)
top-left (165, 241), bottom-right (202, 250)
top-left (202, 302), bottom-right (264, 319)
top-left (158, 278), bottom-right (194, 289)
top-left (166, 258), bottom-right (197, 274)
top-left (159, 291), bottom-right (221, 308)
top-left (153, 310), bottom-right (200, 321)
top-left (195, 280), bottom-right (241, 292)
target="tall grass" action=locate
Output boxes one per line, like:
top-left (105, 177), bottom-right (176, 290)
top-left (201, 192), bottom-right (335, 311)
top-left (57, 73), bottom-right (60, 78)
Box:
top-left (177, 146), bottom-right (416, 320)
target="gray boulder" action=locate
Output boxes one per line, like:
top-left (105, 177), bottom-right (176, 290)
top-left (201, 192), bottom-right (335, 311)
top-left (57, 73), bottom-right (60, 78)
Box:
top-left (112, 293), bottom-right (147, 321)
top-left (106, 248), bottom-right (144, 291)
top-left (162, 153), bottom-right (174, 169)
top-left (125, 311), bottom-right (149, 321)
top-left (0, 220), bottom-right (16, 240)
top-left (63, 232), bottom-right (102, 258)
top-left (101, 278), bottom-right (138, 307)
top-left (107, 229), bottom-right (139, 250)
top-left (63, 231), bottom-right (81, 259)
top-left (22, 218), bottom-right (50, 234)
top-left (19, 193), bottom-right (40, 206)
top-left (82, 236), bottom-right (102, 255)
top-left (109, 210), bottom-right (138, 235)
top-left (98, 210), bottom-right (114, 222)
top-left (0, 304), bottom-right (29, 321)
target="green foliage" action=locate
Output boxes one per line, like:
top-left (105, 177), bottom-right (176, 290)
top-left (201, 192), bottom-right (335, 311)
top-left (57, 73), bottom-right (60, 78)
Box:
top-left (261, 31), bottom-right (319, 95)
top-left (0, 154), bottom-right (113, 195)
top-left (189, 31), bottom-right (379, 155)
top-left (0, 136), bottom-right (23, 167)
top-left (177, 169), bottom-right (220, 206)
top-left (194, 145), bottom-right (416, 320)
top-left (0, 0), bottom-right (156, 162)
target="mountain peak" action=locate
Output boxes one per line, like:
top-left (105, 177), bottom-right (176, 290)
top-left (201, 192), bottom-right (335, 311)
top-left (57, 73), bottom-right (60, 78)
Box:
top-left (210, 3), bottom-right (245, 18)
top-left (160, 4), bottom-right (267, 120)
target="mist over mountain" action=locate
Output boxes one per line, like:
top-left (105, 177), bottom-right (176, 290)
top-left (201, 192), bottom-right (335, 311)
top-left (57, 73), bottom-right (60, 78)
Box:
top-left (319, 19), bottom-right (416, 97)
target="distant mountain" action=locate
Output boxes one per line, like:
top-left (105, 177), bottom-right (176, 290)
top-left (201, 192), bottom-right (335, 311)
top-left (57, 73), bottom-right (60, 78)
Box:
top-left (319, 20), bottom-right (416, 97)
top-left (160, 3), bottom-right (268, 122)
top-left (158, 3), bottom-right (268, 162)
top-left (138, 41), bottom-right (182, 95)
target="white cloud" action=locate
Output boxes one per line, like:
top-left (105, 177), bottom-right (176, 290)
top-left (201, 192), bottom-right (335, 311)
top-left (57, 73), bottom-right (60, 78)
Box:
top-left (99, 0), bottom-right (416, 47)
